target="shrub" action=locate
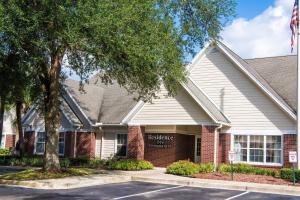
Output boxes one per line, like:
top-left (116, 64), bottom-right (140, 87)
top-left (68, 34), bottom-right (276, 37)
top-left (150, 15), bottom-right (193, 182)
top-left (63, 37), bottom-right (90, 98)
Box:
top-left (60, 158), bottom-right (71, 169)
top-left (166, 160), bottom-right (199, 176)
top-left (280, 168), bottom-right (300, 182)
top-left (69, 157), bottom-right (90, 166)
top-left (218, 163), bottom-right (279, 177)
top-left (0, 148), bottom-right (10, 156)
top-left (108, 159), bottom-right (153, 171)
top-left (88, 159), bottom-right (105, 168)
top-left (198, 163), bottom-right (214, 173)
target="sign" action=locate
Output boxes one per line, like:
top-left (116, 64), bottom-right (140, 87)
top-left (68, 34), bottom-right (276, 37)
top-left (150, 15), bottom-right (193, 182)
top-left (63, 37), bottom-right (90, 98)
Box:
top-left (289, 151), bottom-right (297, 163)
top-left (228, 151), bottom-right (235, 162)
top-left (146, 134), bottom-right (175, 148)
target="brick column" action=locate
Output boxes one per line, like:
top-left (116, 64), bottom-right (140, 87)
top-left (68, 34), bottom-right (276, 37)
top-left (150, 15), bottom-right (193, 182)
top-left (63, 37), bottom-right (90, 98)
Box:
top-left (127, 126), bottom-right (145, 160)
top-left (283, 134), bottom-right (297, 167)
top-left (219, 133), bottom-right (231, 164)
top-left (24, 131), bottom-right (35, 155)
top-left (65, 132), bottom-right (76, 157)
top-left (201, 126), bottom-right (218, 164)
top-left (76, 132), bottom-right (96, 158)
top-left (5, 134), bottom-right (16, 148)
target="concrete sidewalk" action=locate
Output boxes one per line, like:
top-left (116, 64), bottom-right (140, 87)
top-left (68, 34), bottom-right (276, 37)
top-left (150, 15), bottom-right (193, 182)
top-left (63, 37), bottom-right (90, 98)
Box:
top-left (1, 167), bottom-right (300, 196)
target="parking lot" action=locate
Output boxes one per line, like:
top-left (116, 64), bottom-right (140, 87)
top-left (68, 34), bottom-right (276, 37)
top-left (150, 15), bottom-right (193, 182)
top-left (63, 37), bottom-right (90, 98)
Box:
top-left (0, 181), bottom-right (299, 200)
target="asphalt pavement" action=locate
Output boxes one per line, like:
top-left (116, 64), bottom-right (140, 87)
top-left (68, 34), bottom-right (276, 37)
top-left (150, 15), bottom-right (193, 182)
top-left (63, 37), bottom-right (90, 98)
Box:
top-left (0, 181), bottom-right (299, 200)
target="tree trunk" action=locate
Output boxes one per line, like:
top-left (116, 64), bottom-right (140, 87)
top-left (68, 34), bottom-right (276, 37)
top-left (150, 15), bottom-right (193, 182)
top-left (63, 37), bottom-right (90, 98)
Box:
top-left (16, 99), bottom-right (24, 157)
top-left (0, 96), bottom-right (5, 148)
top-left (42, 49), bottom-right (64, 172)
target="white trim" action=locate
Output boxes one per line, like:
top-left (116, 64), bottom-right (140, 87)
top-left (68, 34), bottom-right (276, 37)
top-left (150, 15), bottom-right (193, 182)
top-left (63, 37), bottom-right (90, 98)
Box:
top-left (181, 83), bottom-right (219, 124)
top-left (58, 132), bottom-right (66, 156)
top-left (187, 77), bottom-right (231, 123)
top-left (121, 101), bottom-right (145, 124)
top-left (232, 134), bottom-right (284, 166)
top-left (64, 89), bottom-right (93, 126)
top-left (1, 134), bottom-right (6, 148)
top-left (34, 131), bottom-right (45, 155)
top-left (228, 130), bottom-right (295, 135)
top-left (216, 41), bottom-right (296, 121)
top-left (128, 120), bottom-right (217, 126)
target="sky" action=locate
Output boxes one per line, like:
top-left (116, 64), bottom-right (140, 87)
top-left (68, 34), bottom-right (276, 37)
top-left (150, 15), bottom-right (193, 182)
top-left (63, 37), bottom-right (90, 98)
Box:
top-left (222, 0), bottom-right (295, 58)
top-left (67, 0), bottom-right (295, 80)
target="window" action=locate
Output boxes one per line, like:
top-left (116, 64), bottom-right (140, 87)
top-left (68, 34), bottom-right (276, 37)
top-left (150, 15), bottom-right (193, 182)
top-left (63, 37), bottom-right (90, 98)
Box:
top-left (36, 132), bottom-right (45, 154)
top-left (116, 134), bottom-right (127, 157)
top-left (233, 135), bottom-right (282, 165)
top-left (266, 136), bottom-right (282, 163)
top-left (59, 132), bottom-right (65, 155)
top-left (234, 135), bottom-right (247, 162)
top-left (249, 136), bottom-right (264, 162)
top-left (196, 137), bottom-right (201, 157)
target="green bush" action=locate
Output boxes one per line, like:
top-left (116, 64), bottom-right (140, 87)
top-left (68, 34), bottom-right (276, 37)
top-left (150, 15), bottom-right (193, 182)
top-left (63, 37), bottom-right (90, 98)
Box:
top-left (166, 160), bottom-right (199, 176)
top-left (198, 163), bottom-right (214, 173)
top-left (0, 148), bottom-right (10, 156)
top-left (69, 157), bottom-right (90, 166)
top-left (218, 163), bottom-right (278, 177)
top-left (88, 159), bottom-right (105, 168)
top-left (108, 159), bottom-right (153, 171)
top-left (60, 158), bottom-right (71, 169)
top-left (280, 168), bottom-right (300, 182)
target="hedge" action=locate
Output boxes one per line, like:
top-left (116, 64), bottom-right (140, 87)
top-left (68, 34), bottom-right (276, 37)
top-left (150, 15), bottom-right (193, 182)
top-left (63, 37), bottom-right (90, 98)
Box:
top-left (166, 160), bottom-right (214, 176)
top-left (107, 159), bottom-right (153, 171)
top-left (218, 163), bottom-right (279, 177)
top-left (280, 168), bottom-right (300, 183)
top-left (0, 148), bottom-right (9, 156)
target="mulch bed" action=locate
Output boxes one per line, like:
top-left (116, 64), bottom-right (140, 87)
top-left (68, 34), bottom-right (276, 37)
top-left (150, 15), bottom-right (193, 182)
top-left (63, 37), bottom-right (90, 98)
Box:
top-left (193, 172), bottom-right (300, 186)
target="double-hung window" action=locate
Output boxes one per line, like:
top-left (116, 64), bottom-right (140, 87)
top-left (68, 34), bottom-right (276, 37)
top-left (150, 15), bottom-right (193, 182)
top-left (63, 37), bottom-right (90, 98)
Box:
top-left (36, 132), bottom-right (45, 154)
top-left (116, 134), bottom-right (127, 157)
top-left (58, 132), bottom-right (65, 155)
top-left (234, 135), bottom-right (282, 165)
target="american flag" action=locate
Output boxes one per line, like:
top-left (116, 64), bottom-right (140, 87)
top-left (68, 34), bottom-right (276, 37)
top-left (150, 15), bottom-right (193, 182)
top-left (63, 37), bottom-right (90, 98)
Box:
top-left (291, 0), bottom-right (298, 52)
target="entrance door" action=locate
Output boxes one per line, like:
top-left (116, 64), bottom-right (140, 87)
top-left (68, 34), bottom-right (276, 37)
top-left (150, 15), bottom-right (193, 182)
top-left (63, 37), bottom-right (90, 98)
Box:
top-left (194, 135), bottom-right (201, 163)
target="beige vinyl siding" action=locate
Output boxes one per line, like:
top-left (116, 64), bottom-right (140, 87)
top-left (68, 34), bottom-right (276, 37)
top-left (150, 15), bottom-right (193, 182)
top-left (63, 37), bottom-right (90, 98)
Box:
top-left (95, 132), bottom-right (102, 158)
top-left (101, 132), bottom-right (115, 159)
top-left (190, 47), bottom-right (295, 133)
top-left (131, 86), bottom-right (213, 125)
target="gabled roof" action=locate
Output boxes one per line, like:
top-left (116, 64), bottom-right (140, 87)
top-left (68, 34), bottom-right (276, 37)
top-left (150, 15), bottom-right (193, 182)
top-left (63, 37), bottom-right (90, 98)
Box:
top-left (181, 77), bottom-right (231, 125)
top-left (215, 41), bottom-right (296, 120)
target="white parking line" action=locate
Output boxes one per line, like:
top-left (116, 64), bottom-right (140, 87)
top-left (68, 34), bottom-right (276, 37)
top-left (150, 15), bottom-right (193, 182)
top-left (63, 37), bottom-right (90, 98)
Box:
top-left (113, 185), bottom-right (185, 199)
top-left (225, 191), bottom-right (249, 200)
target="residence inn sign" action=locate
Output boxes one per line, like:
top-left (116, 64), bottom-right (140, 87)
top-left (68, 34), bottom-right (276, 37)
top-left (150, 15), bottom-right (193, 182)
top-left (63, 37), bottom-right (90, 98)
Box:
top-left (146, 134), bottom-right (174, 148)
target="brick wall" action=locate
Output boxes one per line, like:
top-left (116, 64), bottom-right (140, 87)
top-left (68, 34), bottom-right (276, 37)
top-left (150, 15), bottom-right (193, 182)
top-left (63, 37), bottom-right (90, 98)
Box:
top-left (201, 126), bottom-right (217, 164)
top-left (76, 132), bottom-right (96, 158)
top-left (283, 134), bottom-right (297, 167)
top-left (24, 131), bottom-right (35, 155)
top-left (5, 134), bottom-right (15, 148)
top-left (219, 133), bottom-right (231, 164)
top-left (144, 133), bottom-right (195, 167)
top-left (127, 126), bottom-right (145, 160)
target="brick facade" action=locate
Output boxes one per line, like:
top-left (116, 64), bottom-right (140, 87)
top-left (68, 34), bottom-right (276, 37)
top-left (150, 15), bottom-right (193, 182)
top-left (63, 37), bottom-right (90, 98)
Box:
top-left (127, 126), bottom-right (145, 160)
top-left (24, 131), bottom-right (35, 155)
top-left (144, 133), bottom-right (195, 167)
top-left (219, 133), bottom-right (231, 164)
top-left (76, 132), bottom-right (96, 158)
top-left (201, 126), bottom-right (218, 164)
top-left (283, 134), bottom-right (297, 167)
top-left (5, 134), bottom-right (15, 148)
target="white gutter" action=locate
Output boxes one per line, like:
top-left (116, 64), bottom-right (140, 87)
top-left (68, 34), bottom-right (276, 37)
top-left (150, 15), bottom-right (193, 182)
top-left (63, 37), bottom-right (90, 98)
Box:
top-left (214, 124), bottom-right (223, 171)
top-left (94, 123), bottom-right (125, 127)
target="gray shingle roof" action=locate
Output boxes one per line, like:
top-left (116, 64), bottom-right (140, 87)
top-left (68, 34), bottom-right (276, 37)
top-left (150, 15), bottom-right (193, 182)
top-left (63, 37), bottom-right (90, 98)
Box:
top-left (245, 55), bottom-right (297, 111)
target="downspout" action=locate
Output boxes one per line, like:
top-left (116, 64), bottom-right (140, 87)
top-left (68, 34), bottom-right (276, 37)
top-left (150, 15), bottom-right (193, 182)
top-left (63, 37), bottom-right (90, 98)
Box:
top-left (214, 124), bottom-right (223, 171)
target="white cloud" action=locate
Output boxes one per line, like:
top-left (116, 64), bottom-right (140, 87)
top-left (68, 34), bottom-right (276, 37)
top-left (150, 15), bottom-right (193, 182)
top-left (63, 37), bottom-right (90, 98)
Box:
top-left (221, 0), bottom-right (295, 58)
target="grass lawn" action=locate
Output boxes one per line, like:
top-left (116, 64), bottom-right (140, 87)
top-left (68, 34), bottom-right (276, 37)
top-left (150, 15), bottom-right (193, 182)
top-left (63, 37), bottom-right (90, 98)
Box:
top-left (0, 168), bottom-right (103, 180)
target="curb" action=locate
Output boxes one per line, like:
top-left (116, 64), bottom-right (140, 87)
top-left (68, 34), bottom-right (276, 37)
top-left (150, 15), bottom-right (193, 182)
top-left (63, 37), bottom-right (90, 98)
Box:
top-left (0, 175), bottom-right (131, 189)
top-left (131, 176), bottom-right (300, 196)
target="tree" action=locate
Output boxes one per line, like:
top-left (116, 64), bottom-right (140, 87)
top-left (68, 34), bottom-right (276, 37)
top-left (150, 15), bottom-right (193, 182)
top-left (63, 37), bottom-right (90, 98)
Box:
top-left (1, 0), bottom-right (235, 171)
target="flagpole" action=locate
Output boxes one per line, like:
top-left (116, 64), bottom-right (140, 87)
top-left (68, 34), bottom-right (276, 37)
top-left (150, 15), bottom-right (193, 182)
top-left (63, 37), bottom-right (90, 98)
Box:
top-left (297, 0), bottom-right (300, 169)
